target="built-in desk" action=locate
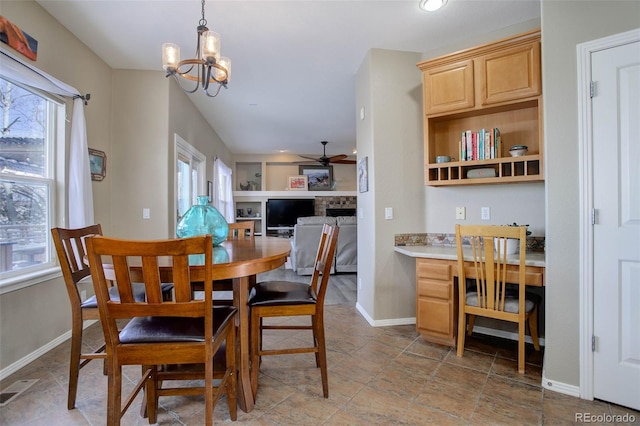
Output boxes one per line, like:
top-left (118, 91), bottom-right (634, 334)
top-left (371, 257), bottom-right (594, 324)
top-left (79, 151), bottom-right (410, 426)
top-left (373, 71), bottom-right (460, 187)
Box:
top-left (394, 245), bottom-right (545, 346)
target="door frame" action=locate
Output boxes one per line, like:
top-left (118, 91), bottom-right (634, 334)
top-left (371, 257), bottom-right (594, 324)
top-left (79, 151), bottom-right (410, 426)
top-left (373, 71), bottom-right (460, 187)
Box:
top-left (577, 28), bottom-right (640, 401)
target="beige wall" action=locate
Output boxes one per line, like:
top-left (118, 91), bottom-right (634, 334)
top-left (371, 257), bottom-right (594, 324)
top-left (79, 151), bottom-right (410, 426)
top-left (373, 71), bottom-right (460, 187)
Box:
top-left (0, 0), bottom-right (114, 371)
top-left (356, 48), bottom-right (425, 321)
top-left (541, 0), bottom-right (640, 388)
top-left (0, 1), bottom-right (231, 372)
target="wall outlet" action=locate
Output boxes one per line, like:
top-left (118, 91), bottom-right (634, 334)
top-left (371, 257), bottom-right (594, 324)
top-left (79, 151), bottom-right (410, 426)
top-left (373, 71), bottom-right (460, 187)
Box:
top-left (455, 207), bottom-right (466, 220)
top-left (481, 207), bottom-right (491, 220)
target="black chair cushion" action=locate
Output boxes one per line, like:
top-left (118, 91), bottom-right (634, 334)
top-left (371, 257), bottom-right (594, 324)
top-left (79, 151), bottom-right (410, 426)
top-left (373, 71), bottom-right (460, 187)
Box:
top-left (248, 281), bottom-right (317, 307)
top-left (119, 305), bottom-right (236, 344)
top-left (81, 283), bottom-right (174, 309)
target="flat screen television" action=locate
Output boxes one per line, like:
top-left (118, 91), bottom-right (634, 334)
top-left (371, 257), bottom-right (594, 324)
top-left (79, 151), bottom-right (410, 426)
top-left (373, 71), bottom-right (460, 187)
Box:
top-left (266, 198), bottom-right (315, 230)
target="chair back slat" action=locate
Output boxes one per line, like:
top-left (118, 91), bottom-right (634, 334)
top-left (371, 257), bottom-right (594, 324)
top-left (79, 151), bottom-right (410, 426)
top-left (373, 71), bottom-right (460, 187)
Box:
top-left (456, 224), bottom-right (527, 316)
top-left (310, 223), bottom-right (339, 305)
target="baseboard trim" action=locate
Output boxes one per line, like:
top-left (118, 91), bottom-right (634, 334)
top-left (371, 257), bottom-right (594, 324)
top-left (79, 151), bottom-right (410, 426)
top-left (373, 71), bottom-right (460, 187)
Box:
top-left (0, 320), bottom-right (98, 381)
top-left (542, 369), bottom-right (581, 398)
top-left (355, 303), bottom-right (415, 327)
top-left (472, 325), bottom-right (546, 347)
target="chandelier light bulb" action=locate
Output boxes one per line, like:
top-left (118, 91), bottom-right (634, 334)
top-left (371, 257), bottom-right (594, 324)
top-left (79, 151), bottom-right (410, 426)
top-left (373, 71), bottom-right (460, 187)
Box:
top-left (162, 43), bottom-right (180, 71)
top-left (201, 31), bottom-right (221, 64)
top-left (216, 56), bottom-right (231, 82)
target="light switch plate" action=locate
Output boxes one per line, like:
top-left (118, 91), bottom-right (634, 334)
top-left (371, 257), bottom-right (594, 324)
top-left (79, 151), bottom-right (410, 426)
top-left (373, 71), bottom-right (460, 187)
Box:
top-left (385, 207), bottom-right (393, 220)
top-left (481, 207), bottom-right (491, 220)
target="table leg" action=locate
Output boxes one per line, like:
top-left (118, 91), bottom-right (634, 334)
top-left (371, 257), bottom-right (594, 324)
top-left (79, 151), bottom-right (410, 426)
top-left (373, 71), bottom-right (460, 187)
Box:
top-left (233, 276), bottom-right (254, 412)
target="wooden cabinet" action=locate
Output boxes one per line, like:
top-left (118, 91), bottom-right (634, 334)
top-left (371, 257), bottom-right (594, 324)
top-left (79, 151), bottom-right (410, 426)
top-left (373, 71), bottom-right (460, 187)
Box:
top-left (416, 258), bottom-right (457, 346)
top-left (417, 30), bottom-right (543, 186)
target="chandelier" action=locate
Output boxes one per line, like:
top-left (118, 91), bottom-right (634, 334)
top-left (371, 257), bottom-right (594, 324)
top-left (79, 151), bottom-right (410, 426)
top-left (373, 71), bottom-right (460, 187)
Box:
top-left (162, 0), bottom-right (231, 97)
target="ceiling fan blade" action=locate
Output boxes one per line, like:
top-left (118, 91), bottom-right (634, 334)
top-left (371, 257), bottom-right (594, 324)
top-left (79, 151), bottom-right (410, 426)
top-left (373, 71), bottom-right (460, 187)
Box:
top-left (297, 155), bottom-right (321, 161)
top-left (327, 154), bottom-right (348, 162)
top-left (330, 159), bottom-right (357, 164)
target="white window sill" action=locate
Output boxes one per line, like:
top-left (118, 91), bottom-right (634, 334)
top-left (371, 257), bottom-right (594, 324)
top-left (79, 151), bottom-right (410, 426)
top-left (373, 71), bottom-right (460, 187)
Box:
top-left (0, 267), bottom-right (62, 295)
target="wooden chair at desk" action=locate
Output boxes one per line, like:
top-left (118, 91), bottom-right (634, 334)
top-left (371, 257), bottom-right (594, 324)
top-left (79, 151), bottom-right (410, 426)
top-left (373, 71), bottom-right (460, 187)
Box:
top-left (86, 235), bottom-right (237, 426)
top-left (51, 225), bottom-right (174, 410)
top-left (455, 224), bottom-right (540, 374)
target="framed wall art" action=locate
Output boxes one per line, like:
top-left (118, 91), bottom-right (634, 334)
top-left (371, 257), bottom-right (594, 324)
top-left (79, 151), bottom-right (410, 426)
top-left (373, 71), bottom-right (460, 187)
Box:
top-left (298, 165), bottom-right (333, 191)
top-left (358, 156), bottom-right (368, 193)
top-left (88, 148), bottom-right (106, 181)
top-left (287, 175), bottom-right (308, 191)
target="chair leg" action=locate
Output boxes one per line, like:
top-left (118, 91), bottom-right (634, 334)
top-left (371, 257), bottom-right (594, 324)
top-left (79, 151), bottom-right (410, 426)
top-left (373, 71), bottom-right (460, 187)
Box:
top-left (144, 365), bottom-right (158, 423)
top-left (313, 314), bottom-right (329, 398)
top-left (226, 325), bottom-right (237, 421)
top-left (528, 306), bottom-right (541, 351)
top-left (456, 312), bottom-right (467, 357)
top-left (106, 361), bottom-right (122, 426)
top-left (67, 316), bottom-right (83, 410)
top-left (518, 320), bottom-right (526, 374)
top-left (250, 308), bottom-right (261, 399)
top-left (467, 315), bottom-right (476, 336)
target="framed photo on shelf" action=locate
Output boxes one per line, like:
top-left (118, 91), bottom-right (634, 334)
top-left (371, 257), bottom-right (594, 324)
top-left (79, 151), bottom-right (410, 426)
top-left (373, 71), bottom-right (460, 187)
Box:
top-left (298, 165), bottom-right (333, 191)
top-left (287, 175), bottom-right (308, 191)
top-left (88, 148), bottom-right (106, 181)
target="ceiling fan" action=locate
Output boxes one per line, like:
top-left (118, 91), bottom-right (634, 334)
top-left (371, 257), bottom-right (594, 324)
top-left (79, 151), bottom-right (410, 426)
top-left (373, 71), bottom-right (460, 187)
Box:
top-left (295, 141), bottom-right (356, 167)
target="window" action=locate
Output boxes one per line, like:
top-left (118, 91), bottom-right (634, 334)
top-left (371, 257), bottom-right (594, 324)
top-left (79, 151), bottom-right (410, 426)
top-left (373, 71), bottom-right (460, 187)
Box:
top-left (175, 134), bottom-right (205, 224)
top-left (0, 77), bottom-right (63, 280)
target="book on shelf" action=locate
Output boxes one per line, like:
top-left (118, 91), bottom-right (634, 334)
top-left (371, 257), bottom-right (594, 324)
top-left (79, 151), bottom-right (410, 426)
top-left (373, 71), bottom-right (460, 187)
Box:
top-left (459, 128), bottom-right (501, 161)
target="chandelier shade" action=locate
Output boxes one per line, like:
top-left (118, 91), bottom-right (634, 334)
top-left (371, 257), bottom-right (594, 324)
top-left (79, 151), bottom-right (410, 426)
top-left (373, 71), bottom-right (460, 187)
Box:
top-left (162, 0), bottom-right (230, 97)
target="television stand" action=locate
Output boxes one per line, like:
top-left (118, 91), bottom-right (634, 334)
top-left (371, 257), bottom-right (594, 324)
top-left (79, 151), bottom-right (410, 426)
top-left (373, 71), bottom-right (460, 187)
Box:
top-left (266, 228), bottom-right (293, 238)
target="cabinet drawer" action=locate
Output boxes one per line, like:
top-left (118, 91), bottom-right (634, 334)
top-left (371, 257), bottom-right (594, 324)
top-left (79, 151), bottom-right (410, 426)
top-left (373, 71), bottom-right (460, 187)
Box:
top-left (417, 279), bottom-right (452, 300)
top-left (417, 261), bottom-right (451, 280)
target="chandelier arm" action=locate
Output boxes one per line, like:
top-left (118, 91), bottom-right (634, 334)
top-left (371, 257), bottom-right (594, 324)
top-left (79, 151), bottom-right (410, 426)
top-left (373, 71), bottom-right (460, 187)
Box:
top-left (169, 73), bottom-right (200, 94)
top-left (204, 84), bottom-right (223, 98)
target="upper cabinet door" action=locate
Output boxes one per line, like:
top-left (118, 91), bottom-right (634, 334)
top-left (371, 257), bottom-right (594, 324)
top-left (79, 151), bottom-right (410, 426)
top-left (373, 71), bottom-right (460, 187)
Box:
top-left (423, 59), bottom-right (474, 115)
top-left (477, 41), bottom-right (541, 106)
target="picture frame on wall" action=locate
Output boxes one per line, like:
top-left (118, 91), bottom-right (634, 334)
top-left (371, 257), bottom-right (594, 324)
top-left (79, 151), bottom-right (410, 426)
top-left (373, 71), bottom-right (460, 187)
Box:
top-left (287, 175), bottom-right (308, 191)
top-left (88, 148), bottom-right (106, 181)
top-left (358, 156), bottom-right (368, 193)
top-left (298, 165), bottom-right (333, 191)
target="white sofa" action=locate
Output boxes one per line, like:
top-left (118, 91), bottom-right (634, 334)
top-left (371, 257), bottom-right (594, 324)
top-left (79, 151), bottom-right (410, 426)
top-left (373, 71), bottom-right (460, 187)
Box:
top-left (290, 216), bottom-right (357, 275)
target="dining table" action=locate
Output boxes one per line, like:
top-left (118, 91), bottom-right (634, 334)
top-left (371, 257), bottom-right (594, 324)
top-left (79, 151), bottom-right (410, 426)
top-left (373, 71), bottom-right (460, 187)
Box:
top-left (98, 235), bottom-right (291, 413)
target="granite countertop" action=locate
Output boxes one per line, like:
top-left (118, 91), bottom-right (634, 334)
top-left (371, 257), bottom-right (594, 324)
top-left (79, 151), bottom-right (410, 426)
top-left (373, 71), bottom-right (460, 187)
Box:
top-left (394, 245), bottom-right (545, 267)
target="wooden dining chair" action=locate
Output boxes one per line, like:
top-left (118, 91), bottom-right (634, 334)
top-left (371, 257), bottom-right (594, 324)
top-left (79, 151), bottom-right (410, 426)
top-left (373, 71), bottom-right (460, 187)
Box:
top-left (51, 225), bottom-right (174, 410)
top-left (86, 235), bottom-right (237, 426)
top-left (248, 223), bottom-right (339, 399)
top-left (455, 224), bottom-right (540, 374)
top-left (228, 221), bottom-right (255, 238)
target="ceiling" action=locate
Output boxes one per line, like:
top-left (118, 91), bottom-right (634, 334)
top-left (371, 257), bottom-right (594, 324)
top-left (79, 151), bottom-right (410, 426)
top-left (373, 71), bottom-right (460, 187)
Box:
top-left (36, 0), bottom-right (540, 158)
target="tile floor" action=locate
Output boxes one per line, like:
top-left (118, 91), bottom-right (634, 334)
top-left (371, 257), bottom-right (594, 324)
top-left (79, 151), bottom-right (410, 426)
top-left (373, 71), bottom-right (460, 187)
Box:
top-left (1, 276), bottom-right (638, 425)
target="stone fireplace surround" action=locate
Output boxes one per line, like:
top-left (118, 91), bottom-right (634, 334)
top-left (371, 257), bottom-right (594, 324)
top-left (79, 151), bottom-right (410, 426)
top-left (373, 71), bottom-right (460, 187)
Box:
top-left (313, 195), bottom-right (357, 217)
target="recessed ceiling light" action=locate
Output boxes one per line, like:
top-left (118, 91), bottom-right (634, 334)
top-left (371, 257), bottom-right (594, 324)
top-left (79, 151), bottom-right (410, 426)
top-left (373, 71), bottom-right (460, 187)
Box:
top-left (419, 0), bottom-right (447, 12)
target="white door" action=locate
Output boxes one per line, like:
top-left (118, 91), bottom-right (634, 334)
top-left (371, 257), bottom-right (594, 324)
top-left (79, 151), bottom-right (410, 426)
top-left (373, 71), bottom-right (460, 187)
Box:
top-left (592, 40), bottom-right (640, 410)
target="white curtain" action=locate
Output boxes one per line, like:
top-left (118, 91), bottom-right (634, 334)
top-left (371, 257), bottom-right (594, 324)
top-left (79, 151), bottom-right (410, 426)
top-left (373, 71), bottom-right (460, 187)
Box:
top-left (213, 158), bottom-right (234, 222)
top-left (0, 49), bottom-right (94, 228)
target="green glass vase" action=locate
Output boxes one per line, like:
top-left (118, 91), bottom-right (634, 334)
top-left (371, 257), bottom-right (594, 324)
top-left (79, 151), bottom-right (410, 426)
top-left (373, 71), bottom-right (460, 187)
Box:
top-left (176, 196), bottom-right (228, 245)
